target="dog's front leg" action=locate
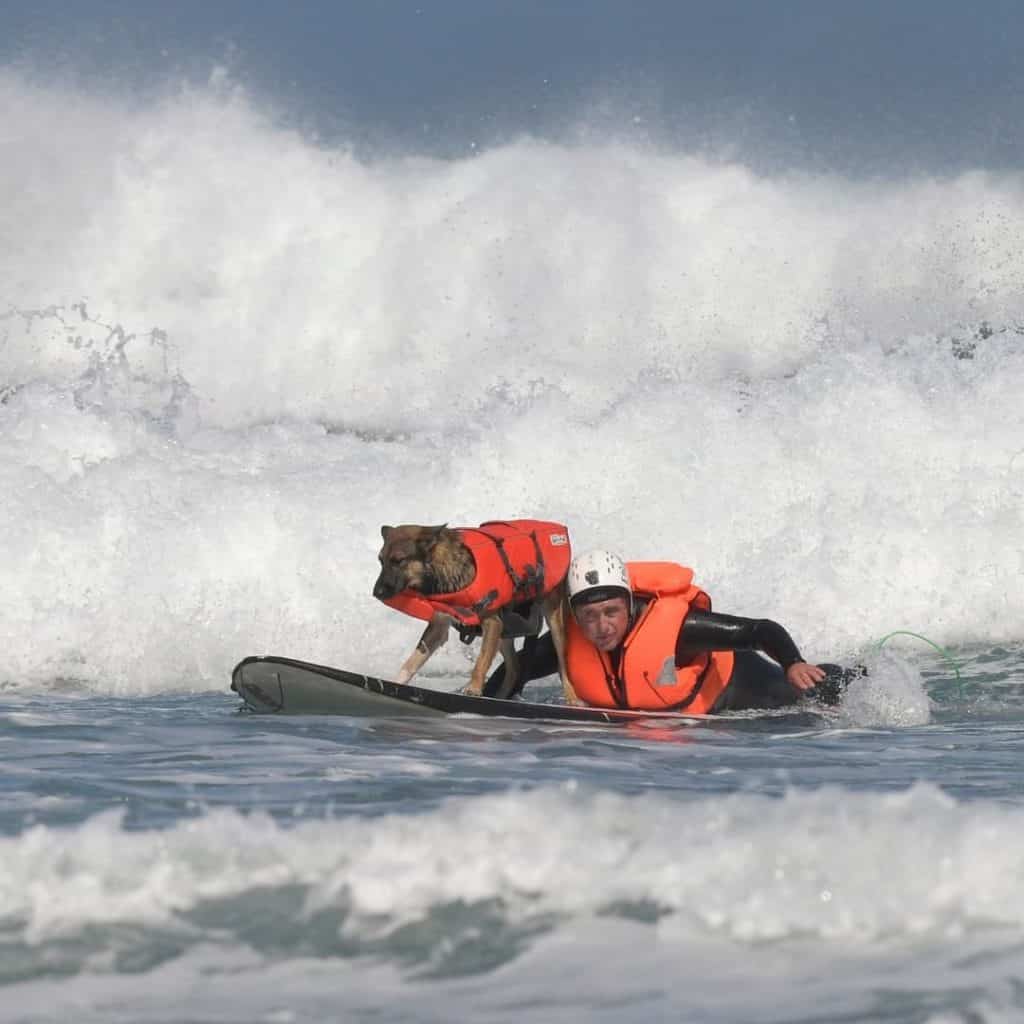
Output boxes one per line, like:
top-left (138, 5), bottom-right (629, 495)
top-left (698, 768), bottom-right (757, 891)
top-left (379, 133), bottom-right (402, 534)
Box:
top-left (465, 615), bottom-right (504, 696)
top-left (544, 591), bottom-right (582, 705)
top-left (397, 612), bottom-right (452, 684)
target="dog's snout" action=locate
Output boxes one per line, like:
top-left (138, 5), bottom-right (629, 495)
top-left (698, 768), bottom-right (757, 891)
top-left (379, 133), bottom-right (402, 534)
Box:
top-left (373, 575), bottom-right (396, 600)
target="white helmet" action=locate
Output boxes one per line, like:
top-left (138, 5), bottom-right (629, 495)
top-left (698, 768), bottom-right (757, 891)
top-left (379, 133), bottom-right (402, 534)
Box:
top-left (566, 550), bottom-right (632, 612)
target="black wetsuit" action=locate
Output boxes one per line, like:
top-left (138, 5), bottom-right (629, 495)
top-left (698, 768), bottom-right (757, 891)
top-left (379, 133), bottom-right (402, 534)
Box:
top-left (483, 606), bottom-right (855, 709)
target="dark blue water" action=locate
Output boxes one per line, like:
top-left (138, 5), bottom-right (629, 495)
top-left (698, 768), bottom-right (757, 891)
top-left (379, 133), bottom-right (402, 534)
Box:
top-left (3, 646), bottom-right (1024, 1022)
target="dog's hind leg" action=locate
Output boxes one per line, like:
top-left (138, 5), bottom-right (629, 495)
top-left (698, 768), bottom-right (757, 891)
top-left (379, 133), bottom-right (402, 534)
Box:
top-left (397, 612), bottom-right (453, 684)
top-left (488, 638), bottom-right (520, 700)
top-left (465, 615), bottom-right (504, 696)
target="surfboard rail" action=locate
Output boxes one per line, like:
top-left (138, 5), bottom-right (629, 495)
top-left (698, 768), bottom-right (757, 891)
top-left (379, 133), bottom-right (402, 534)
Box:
top-left (230, 655), bottom-right (710, 724)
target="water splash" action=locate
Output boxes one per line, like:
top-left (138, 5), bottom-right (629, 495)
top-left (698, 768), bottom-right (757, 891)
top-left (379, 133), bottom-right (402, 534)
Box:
top-left (2, 68), bottom-right (1022, 692)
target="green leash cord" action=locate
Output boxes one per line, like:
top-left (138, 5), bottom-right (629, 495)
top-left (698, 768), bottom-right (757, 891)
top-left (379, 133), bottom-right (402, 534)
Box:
top-left (873, 630), bottom-right (964, 698)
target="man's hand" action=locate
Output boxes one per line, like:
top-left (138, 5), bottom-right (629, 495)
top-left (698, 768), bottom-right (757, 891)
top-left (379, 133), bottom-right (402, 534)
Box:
top-left (786, 661), bottom-right (826, 691)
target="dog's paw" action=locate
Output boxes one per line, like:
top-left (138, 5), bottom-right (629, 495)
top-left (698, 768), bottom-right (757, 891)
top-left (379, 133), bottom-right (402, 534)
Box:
top-left (560, 683), bottom-right (585, 707)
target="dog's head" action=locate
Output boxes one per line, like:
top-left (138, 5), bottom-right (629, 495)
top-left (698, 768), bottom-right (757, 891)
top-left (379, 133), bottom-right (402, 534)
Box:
top-left (373, 524), bottom-right (449, 600)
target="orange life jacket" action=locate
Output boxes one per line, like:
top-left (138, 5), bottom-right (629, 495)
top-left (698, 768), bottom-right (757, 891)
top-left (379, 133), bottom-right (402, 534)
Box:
top-left (565, 561), bottom-right (735, 713)
top-left (382, 519), bottom-right (571, 628)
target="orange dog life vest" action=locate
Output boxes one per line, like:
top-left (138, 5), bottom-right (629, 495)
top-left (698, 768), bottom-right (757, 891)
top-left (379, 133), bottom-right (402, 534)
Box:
top-left (382, 519), bottom-right (571, 628)
top-left (566, 561), bottom-right (735, 713)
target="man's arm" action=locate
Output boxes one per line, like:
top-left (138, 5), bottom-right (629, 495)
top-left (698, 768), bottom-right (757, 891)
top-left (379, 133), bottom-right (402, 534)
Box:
top-left (677, 610), bottom-right (825, 691)
top-left (677, 610), bottom-right (804, 668)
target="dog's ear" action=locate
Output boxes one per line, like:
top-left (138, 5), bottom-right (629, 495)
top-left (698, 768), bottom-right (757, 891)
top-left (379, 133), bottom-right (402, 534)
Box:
top-left (380, 525), bottom-right (394, 541)
top-left (425, 523), bottom-right (448, 547)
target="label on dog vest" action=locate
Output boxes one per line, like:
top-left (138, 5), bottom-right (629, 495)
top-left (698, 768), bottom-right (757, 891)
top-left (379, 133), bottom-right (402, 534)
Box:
top-left (549, 533), bottom-right (568, 546)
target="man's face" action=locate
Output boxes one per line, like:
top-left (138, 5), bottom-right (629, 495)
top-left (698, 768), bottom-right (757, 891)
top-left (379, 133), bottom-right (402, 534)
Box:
top-left (574, 596), bottom-right (631, 651)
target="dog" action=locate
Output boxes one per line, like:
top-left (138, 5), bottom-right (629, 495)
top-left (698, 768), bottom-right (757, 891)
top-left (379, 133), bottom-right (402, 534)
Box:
top-left (372, 520), bottom-right (579, 702)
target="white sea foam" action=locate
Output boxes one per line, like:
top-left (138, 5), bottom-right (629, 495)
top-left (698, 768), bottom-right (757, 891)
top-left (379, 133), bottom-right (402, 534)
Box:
top-left (2, 69), bottom-right (1023, 693)
top-left (2, 784), bottom-right (1023, 946)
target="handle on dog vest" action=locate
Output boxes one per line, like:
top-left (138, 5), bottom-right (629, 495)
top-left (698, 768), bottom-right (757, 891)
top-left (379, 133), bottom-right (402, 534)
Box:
top-left (487, 528), bottom-right (546, 602)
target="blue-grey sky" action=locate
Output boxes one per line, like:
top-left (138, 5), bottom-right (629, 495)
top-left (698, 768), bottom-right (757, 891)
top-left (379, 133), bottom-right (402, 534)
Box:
top-left (5, 0), bottom-right (1024, 174)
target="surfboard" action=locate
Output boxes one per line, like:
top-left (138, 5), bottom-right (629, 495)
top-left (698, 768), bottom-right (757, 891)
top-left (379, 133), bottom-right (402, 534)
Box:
top-left (230, 655), bottom-right (710, 725)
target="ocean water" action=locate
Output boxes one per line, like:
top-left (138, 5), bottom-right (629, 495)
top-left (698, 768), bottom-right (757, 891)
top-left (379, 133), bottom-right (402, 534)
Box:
top-left (3, 66), bottom-right (1024, 1023)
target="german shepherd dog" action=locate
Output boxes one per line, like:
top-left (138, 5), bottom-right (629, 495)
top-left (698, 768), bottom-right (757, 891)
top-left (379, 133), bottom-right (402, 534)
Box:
top-left (372, 523), bottom-right (578, 702)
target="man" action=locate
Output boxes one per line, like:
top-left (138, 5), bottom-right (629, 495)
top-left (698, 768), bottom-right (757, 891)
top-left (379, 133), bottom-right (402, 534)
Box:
top-left (484, 550), bottom-right (855, 712)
